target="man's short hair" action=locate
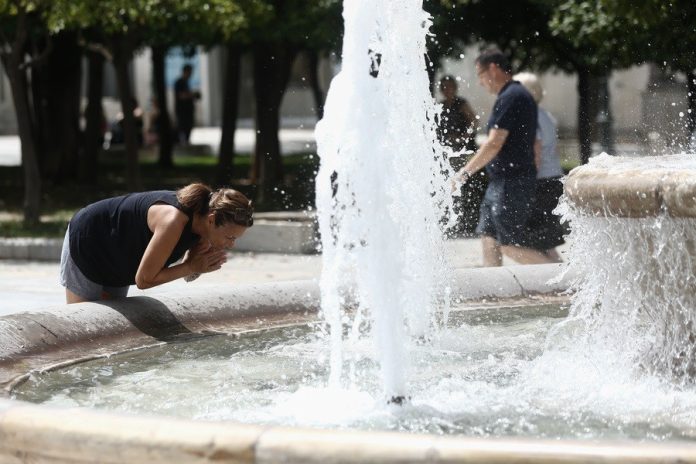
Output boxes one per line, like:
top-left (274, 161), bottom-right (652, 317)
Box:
top-left (182, 64), bottom-right (193, 73)
top-left (475, 48), bottom-right (512, 74)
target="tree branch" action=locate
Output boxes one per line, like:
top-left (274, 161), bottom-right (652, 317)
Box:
top-left (79, 40), bottom-right (114, 62)
top-left (19, 37), bottom-right (53, 70)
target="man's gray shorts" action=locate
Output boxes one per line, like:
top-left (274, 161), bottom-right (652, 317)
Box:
top-left (59, 227), bottom-right (129, 301)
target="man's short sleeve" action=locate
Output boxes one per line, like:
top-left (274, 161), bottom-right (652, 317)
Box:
top-left (491, 92), bottom-right (518, 131)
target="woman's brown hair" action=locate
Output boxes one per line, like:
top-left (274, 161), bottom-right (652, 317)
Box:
top-left (177, 183), bottom-right (253, 227)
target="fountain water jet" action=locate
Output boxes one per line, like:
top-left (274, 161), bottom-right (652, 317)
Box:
top-left (315, 0), bottom-right (453, 401)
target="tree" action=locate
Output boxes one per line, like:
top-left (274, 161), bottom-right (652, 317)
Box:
top-left (32, 31), bottom-right (82, 183)
top-left (82, 48), bottom-right (106, 182)
top-left (247, 0), bottom-right (341, 206)
top-left (142, 1), bottom-right (251, 170)
top-left (428, 0), bottom-right (639, 163)
top-left (56, 1), bottom-right (153, 190)
top-left (52, 0), bottom-right (250, 189)
top-left (0, 0), bottom-right (55, 225)
top-left (548, 0), bottom-right (648, 160)
top-left (590, 0), bottom-right (696, 138)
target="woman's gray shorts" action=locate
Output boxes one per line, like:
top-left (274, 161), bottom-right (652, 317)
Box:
top-left (59, 227), bottom-right (129, 301)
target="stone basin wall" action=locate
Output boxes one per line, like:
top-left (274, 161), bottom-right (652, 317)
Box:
top-left (2, 264), bottom-right (696, 463)
top-left (565, 165), bottom-right (696, 218)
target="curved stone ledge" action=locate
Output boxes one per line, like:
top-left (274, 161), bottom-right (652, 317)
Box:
top-left (565, 165), bottom-right (696, 218)
top-left (0, 264), bottom-right (573, 390)
top-left (5, 263), bottom-right (660, 464)
top-left (1, 399), bottom-right (695, 464)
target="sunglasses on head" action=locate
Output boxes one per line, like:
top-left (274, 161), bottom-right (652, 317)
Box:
top-left (232, 208), bottom-right (254, 227)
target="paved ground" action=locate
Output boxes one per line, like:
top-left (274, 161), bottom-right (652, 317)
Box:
top-left (0, 126), bottom-right (572, 316)
top-left (0, 238), bottom-right (566, 317)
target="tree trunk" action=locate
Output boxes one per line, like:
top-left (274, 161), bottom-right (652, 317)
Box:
top-left (3, 57), bottom-right (41, 225)
top-left (595, 71), bottom-right (615, 155)
top-left (152, 45), bottom-right (174, 168)
top-left (577, 67), bottom-right (594, 165)
top-left (34, 31), bottom-right (82, 183)
top-left (306, 50), bottom-right (324, 120)
top-left (687, 71), bottom-right (696, 138)
top-left (216, 44), bottom-right (242, 186)
top-left (252, 43), bottom-right (297, 205)
top-left (112, 36), bottom-right (141, 190)
top-left (82, 50), bottom-right (105, 182)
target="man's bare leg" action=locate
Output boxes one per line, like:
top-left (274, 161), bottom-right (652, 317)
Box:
top-left (481, 235), bottom-right (503, 267)
top-left (500, 245), bottom-right (554, 265)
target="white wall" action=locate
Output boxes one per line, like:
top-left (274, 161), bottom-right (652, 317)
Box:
top-left (438, 46), bottom-right (651, 136)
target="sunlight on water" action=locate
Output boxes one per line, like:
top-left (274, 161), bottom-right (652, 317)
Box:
top-left (13, 304), bottom-right (696, 441)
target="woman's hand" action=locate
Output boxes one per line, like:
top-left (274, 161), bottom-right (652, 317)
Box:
top-left (185, 241), bottom-right (228, 274)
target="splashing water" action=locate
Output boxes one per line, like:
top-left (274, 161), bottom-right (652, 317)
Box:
top-left (314, 0), bottom-right (454, 400)
top-left (553, 153), bottom-right (696, 384)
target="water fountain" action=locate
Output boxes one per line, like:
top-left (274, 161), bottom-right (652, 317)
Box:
top-left (561, 153), bottom-right (696, 383)
top-left (313, 0), bottom-right (452, 404)
top-left (1, 0), bottom-right (696, 462)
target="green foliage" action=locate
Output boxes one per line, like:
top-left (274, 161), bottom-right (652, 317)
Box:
top-left (549, 0), bottom-right (648, 71)
top-left (51, 0), bottom-right (247, 47)
top-left (427, 0), bottom-right (660, 75)
top-left (593, 0), bottom-right (696, 72)
top-left (427, 0), bottom-right (576, 74)
top-left (248, 0), bottom-right (342, 50)
top-left (0, 0), bottom-right (54, 45)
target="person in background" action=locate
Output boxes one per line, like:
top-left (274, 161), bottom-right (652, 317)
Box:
top-left (60, 183), bottom-right (253, 303)
top-left (174, 64), bottom-right (201, 145)
top-left (514, 72), bottom-right (565, 262)
top-left (452, 48), bottom-right (554, 266)
top-left (438, 75), bottom-right (479, 154)
top-left (437, 75), bottom-right (482, 237)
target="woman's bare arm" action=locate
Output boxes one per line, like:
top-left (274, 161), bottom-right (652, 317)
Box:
top-left (134, 206), bottom-right (225, 289)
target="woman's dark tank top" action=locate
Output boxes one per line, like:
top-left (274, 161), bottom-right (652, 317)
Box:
top-left (68, 191), bottom-right (199, 287)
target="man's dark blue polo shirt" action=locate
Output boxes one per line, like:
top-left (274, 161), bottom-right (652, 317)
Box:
top-left (485, 80), bottom-right (537, 180)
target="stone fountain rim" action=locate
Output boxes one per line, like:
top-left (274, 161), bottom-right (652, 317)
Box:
top-left (3, 264), bottom-right (696, 463)
top-left (564, 160), bottom-right (696, 218)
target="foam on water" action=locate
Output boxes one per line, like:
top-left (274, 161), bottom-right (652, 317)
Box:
top-left (555, 154), bottom-right (696, 383)
top-left (15, 308), bottom-right (696, 439)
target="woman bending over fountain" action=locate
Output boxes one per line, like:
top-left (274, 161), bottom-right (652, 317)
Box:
top-left (60, 183), bottom-right (253, 303)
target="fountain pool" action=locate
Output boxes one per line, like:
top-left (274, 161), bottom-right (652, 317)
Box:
top-left (10, 301), bottom-right (696, 443)
top-left (1, 0), bottom-right (696, 459)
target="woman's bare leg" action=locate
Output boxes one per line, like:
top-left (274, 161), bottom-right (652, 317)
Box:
top-left (66, 288), bottom-right (88, 304)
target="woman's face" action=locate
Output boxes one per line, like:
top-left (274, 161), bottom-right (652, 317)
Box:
top-left (205, 217), bottom-right (248, 250)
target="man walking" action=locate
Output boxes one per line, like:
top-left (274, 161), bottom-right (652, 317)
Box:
top-left (453, 48), bottom-right (554, 266)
